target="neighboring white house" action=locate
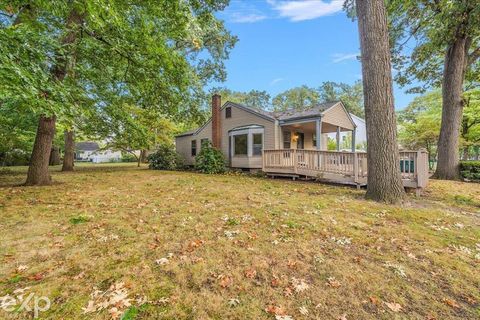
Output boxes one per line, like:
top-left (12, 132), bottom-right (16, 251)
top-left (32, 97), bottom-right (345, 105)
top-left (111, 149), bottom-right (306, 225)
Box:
top-left (327, 113), bottom-right (367, 150)
top-left (75, 142), bottom-right (122, 163)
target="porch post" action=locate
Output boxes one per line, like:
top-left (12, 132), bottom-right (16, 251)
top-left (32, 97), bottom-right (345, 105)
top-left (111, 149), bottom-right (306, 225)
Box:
top-left (351, 128), bottom-right (356, 152)
top-left (336, 126), bottom-right (340, 151)
top-left (316, 118), bottom-right (322, 150)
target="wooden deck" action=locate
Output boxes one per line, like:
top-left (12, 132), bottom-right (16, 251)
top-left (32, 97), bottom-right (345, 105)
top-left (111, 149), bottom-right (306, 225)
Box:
top-left (263, 149), bottom-right (429, 191)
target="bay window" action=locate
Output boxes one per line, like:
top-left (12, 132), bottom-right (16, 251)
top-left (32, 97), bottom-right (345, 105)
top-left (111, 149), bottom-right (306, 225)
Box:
top-left (229, 125), bottom-right (264, 158)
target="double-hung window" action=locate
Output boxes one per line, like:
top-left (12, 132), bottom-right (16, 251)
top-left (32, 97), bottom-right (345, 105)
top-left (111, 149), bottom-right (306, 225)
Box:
top-left (253, 133), bottom-right (263, 155)
top-left (234, 134), bottom-right (248, 155)
top-left (191, 140), bottom-right (197, 156)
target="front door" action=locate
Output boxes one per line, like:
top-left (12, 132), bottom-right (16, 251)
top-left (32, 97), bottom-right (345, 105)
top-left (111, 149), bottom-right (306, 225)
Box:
top-left (296, 132), bottom-right (304, 149)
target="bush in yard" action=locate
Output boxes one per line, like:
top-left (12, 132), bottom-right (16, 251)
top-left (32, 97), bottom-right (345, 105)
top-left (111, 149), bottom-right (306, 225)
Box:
top-left (460, 161), bottom-right (480, 182)
top-left (121, 153), bottom-right (137, 162)
top-left (148, 144), bottom-right (184, 170)
top-left (194, 141), bottom-right (225, 174)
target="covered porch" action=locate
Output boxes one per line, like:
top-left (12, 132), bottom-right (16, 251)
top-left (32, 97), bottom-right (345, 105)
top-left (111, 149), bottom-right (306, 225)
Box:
top-left (278, 116), bottom-right (357, 152)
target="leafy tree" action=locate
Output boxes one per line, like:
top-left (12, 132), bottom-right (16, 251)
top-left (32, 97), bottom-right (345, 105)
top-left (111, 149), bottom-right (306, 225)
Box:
top-left (318, 81), bottom-right (364, 117)
top-left (398, 91), bottom-right (442, 168)
top-left (387, 0), bottom-right (480, 180)
top-left (271, 82), bottom-right (364, 116)
top-left (272, 85), bottom-right (320, 111)
top-left (398, 88), bottom-right (480, 165)
top-left (0, 109), bottom-right (37, 166)
top-left (356, 0), bottom-right (405, 203)
top-left (462, 87), bottom-right (480, 159)
top-left (0, 0), bottom-right (236, 184)
top-left (211, 88), bottom-right (271, 110)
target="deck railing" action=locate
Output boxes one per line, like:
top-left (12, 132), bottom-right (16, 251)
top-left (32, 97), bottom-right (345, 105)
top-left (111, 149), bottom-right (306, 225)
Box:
top-left (263, 149), bottom-right (429, 189)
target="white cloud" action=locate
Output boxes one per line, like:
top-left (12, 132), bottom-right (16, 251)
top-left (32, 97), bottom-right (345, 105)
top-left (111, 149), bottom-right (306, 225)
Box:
top-left (223, 1), bottom-right (268, 23)
top-left (270, 77), bottom-right (284, 85)
top-left (332, 52), bottom-right (359, 63)
top-left (268, 0), bottom-right (344, 22)
top-left (229, 13), bottom-right (267, 23)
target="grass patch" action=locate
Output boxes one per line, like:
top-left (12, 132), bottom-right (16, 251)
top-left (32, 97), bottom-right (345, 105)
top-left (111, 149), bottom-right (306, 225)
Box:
top-left (453, 194), bottom-right (479, 207)
top-left (69, 215), bottom-right (90, 225)
top-left (0, 164), bottom-right (479, 319)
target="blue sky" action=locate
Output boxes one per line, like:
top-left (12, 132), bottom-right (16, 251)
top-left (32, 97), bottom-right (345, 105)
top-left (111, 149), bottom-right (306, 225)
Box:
top-left (213, 0), bottom-right (418, 110)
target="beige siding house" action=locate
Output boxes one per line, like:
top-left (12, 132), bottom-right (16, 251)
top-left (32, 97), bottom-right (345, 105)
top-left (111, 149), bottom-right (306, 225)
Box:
top-left (176, 95), bottom-right (429, 193)
top-left (175, 95), bottom-right (358, 169)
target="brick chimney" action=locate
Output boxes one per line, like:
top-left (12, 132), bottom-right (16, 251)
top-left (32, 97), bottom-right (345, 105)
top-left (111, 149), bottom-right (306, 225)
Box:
top-left (211, 94), bottom-right (222, 148)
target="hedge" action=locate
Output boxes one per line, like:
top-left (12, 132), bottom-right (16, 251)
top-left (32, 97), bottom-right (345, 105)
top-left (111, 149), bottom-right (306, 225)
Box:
top-left (460, 161), bottom-right (480, 182)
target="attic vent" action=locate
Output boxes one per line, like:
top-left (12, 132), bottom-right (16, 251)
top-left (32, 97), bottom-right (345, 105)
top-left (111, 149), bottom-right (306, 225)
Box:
top-left (225, 106), bottom-right (232, 118)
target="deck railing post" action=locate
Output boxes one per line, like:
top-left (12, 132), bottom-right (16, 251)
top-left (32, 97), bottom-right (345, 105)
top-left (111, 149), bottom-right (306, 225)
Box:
top-left (293, 149), bottom-right (298, 174)
top-left (262, 150), bottom-right (265, 171)
top-left (353, 152), bottom-right (358, 183)
top-left (416, 148), bottom-right (428, 190)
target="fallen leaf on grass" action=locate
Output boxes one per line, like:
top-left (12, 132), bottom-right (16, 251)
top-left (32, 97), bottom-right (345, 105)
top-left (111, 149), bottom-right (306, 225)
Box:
top-left (326, 277), bottom-right (341, 288)
top-left (271, 276), bottom-right (280, 287)
top-left (338, 314), bottom-right (347, 320)
top-left (265, 304), bottom-right (286, 316)
top-left (287, 260), bottom-right (298, 270)
top-left (369, 296), bottom-right (379, 305)
top-left (228, 298), bottom-right (240, 307)
top-left (283, 287), bottom-right (293, 297)
top-left (155, 258), bottom-right (169, 266)
top-left (83, 282), bottom-right (133, 319)
top-left (218, 275), bottom-right (233, 288)
top-left (244, 268), bottom-right (257, 279)
top-left (385, 302), bottom-right (402, 312)
top-left (16, 265), bottom-right (28, 273)
top-left (291, 278), bottom-right (309, 293)
top-left (442, 298), bottom-right (460, 309)
top-left (28, 273), bottom-right (44, 281)
top-left (187, 239), bottom-right (204, 252)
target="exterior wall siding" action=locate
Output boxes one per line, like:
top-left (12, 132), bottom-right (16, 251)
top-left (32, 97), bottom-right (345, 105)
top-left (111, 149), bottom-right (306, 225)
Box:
top-left (176, 103), bottom-right (275, 168)
top-left (322, 103), bottom-right (355, 130)
top-left (221, 105), bottom-right (275, 168)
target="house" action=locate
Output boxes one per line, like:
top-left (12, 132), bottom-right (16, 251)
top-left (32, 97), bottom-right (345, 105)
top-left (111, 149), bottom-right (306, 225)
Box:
top-left (175, 94), bottom-right (429, 193)
top-left (176, 94), bottom-right (358, 169)
top-left (75, 142), bottom-right (122, 163)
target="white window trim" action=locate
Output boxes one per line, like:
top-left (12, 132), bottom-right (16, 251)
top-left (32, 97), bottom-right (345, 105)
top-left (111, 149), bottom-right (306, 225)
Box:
top-left (229, 127), bottom-right (264, 157)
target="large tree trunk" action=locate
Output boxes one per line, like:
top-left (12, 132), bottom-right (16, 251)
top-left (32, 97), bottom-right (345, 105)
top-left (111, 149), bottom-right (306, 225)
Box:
top-left (24, 8), bottom-right (83, 185)
top-left (140, 149), bottom-right (147, 163)
top-left (49, 146), bottom-right (61, 165)
top-left (434, 37), bottom-right (470, 180)
top-left (62, 130), bottom-right (75, 171)
top-left (356, 0), bottom-right (405, 203)
top-left (25, 116), bottom-right (56, 185)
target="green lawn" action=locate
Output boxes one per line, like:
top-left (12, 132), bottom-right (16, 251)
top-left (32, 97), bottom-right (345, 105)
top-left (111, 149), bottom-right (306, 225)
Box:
top-left (0, 164), bottom-right (479, 319)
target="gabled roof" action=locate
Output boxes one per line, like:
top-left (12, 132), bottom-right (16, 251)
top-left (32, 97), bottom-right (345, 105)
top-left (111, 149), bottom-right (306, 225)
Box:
top-left (175, 129), bottom-right (197, 137)
top-left (175, 100), bottom-right (354, 137)
top-left (273, 101), bottom-right (339, 121)
top-left (76, 141), bottom-right (99, 151)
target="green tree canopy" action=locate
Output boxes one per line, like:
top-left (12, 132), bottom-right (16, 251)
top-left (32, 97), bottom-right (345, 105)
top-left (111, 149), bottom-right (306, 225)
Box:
top-left (318, 80), bottom-right (364, 117)
top-left (272, 85), bottom-right (320, 111)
